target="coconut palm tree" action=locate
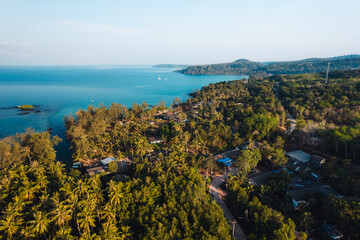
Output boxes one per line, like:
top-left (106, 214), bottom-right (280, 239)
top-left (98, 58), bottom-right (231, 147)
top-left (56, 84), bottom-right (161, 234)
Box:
top-left (28, 211), bottom-right (51, 240)
top-left (77, 210), bottom-right (96, 234)
top-left (0, 214), bottom-right (24, 240)
top-left (55, 226), bottom-right (74, 240)
top-left (52, 203), bottom-right (73, 228)
top-left (100, 220), bottom-right (121, 239)
top-left (302, 212), bottom-right (314, 234)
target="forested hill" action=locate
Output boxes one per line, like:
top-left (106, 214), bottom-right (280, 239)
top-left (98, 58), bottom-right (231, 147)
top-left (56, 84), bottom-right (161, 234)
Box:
top-left (177, 55), bottom-right (360, 76)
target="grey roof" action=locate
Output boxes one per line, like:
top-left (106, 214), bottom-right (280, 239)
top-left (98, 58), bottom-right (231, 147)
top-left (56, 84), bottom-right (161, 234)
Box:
top-left (288, 184), bottom-right (338, 201)
top-left (286, 150), bottom-right (310, 163)
top-left (248, 171), bottom-right (272, 186)
top-left (101, 157), bottom-right (117, 165)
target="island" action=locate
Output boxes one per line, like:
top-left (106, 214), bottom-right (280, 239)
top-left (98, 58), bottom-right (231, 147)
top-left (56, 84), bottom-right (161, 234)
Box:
top-left (1, 104), bottom-right (41, 115)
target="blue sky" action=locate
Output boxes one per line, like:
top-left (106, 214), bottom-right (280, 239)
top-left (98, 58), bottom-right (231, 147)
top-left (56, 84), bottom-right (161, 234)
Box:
top-left (0, 0), bottom-right (359, 65)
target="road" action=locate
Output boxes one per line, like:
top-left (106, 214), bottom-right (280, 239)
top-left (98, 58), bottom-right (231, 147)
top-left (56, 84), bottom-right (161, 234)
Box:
top-left (287, 115), bottom-right (297, 135)
top-left (209, 169), bottom-right (247, 240)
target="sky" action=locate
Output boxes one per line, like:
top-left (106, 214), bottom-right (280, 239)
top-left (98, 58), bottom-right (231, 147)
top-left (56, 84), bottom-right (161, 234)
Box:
top-left (0, 0), bottom-right (359, 65)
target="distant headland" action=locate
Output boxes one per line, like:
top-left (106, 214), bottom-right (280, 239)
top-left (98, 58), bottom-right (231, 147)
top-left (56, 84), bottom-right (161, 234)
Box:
top-left (153, 64), bottom-right (190, 68)
top-left (176, 54), bottom-right (360, 78)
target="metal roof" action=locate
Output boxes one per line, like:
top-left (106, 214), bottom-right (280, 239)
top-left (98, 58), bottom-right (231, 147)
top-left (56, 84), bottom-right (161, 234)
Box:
top-left (286, 150), bottom-right (310, 163)
top-left (101, 157), bottom-right (117, 165)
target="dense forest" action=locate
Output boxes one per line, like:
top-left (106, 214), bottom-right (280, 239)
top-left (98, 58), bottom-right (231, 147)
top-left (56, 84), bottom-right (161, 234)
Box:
top-left (177, 55), bottom-right (360, 76)
top-left (1, 69), bottom-right (360, 239)
top-left (0, 131), bottom-right (231, 239)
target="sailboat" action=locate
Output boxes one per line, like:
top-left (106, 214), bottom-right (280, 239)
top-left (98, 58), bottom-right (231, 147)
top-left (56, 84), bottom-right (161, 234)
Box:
top-left (158, 75), bottom-right (161, 80)
top-left (164, 77), bottom-right (168, 81)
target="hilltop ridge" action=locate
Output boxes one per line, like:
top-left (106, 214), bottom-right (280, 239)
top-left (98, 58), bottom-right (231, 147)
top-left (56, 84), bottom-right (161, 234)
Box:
top-left (177, 54), bottom-right (360, 76)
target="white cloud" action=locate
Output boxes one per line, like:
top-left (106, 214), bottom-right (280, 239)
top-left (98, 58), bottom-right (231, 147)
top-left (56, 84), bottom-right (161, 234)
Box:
top-left (59, 20), bottom-right (152, 34)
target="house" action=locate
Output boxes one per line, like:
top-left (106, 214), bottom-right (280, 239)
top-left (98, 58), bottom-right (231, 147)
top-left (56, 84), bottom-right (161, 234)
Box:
top-left (100, 157), bottom-right (117, 166)
top-left (310, 155), bottom-right (326, 166)
top-left (216, 157), bottom-right (234, 167)
top-left (87, 166), bottom-right (105, 175)
top-left (286, 150), bottom-right (310, 164)
top-left (307, 137), bottom-right (323, 146)
top-left (148, 136), bottom-right (163, 144)
top-left (288, 180), bottom-right (339, 209)
top-left (236, 142), bottom-right (259, 151)
top-left (247, 171), bottom-right (272, 187)
top-left (117, 157), bottom-right (132, 172)
top-left (320, 224), bottom-right (343, 239)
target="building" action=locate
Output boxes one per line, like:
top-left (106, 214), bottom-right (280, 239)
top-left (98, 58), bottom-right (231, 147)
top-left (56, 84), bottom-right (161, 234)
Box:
top-left (236, 142), bottom-right (259, 151)
top-left (288, 180), bottom-right (339, 208)
top-left (148, 136), bottom-right (163, 144)
top-left (248, 171), bottom-right (273, 187)
top-left (320, 224), bottom-right (343, 239)
top-left (310, 155), bottom-right (326, 166)
top-left (286, 150), bottom-right (310, 164)
top-left (87, 166), bottom-right (105, 175)
top-left (117, 157), bottom-right (132, 172)
top-left (100, 157), bottom-right (117, 166)
top-left (216, 157), bottom-right (234, 167)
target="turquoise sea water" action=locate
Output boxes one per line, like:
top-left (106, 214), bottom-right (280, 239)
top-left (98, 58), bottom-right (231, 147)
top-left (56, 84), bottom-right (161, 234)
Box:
top-left (0, 66), bottom-right (246, 165)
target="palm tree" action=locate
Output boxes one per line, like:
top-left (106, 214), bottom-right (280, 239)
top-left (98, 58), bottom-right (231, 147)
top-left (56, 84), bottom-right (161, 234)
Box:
top-left (28, 211), bottom-right (51, 240)
top-left (77, 210), bottom-right (96, 234)
top-left (55, 226), bottom-right (73, 240)
top-left (101, 204), bottom-right (116, 222)
top-left (108, 181), bottom-right (124, 216)
top-left (302, 212), bottom-right (314, 234)
top-left (0, 214), bottom-right (24, 240)
top-left (101, 220), bottom-right (120, 240)
top-left (52, 203), bottom-right (73, 228)
top-left (23, 146), bottom-right (32, 163)
top-left (79, 232), bottom-right (99, 240)
top-left (74, 179), bottom-right (89, 199)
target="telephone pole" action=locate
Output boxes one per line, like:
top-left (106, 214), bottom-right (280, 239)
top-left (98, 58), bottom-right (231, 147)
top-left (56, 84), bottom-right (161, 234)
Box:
top-left (231, 221), bottom-right (236, 238)
top-left (325, 62), bottom-right (330, 84)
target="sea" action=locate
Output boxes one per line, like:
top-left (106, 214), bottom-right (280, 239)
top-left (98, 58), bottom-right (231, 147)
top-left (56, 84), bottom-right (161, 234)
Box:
top-left (0, 66), bottom-right (247, 165)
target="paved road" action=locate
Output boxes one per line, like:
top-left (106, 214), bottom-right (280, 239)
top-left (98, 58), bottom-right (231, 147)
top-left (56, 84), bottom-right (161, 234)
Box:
top-left (209, 169), bottom-right (247, 240)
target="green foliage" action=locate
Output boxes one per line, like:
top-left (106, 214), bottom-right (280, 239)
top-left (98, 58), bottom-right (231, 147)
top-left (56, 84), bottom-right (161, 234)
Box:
top-left (178, 56), bottom-right (360, 76)
top-left (235, 149), bottom-right (261, 176)
top-left (226, 178), bottom-right (296, 240)
top-left (326, 197), bottom-right (360, 239)
top-left (108, 161), bottom-right (118, 173)
top-left (0, 132), bottom-right (232, 240)
top-left (19, 104), bottom-right (34, 109)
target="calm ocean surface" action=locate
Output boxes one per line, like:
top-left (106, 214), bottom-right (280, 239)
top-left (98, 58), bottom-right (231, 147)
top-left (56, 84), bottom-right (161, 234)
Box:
top-left (0, 66), bottom-right (246, 165)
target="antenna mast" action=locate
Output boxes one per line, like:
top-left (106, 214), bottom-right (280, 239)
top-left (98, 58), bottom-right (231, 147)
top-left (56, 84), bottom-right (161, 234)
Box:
top-left (325, 62), bottom-right (330, 84)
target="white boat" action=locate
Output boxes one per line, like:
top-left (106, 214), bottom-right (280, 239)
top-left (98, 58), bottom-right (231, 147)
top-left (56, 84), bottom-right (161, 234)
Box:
top-left (158, 75), bottom-right (161, 80)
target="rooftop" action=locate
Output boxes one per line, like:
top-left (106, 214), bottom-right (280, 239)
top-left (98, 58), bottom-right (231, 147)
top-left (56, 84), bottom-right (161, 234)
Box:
top-left (101, 157), bottom-right (117, 165)
top-left (286, 150), bottom-right (310, 163)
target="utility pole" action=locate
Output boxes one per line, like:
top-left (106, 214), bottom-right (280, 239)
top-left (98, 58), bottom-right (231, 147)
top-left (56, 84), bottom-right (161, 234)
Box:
top-left (231, 221), bottom-right (236, 238)
top-left (325, 62), bottom-right (330, 84)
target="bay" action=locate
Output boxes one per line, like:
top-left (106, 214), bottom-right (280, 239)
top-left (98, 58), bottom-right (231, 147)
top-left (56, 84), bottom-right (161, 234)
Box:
top-left (0, 66), bottom-right (247, 165)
